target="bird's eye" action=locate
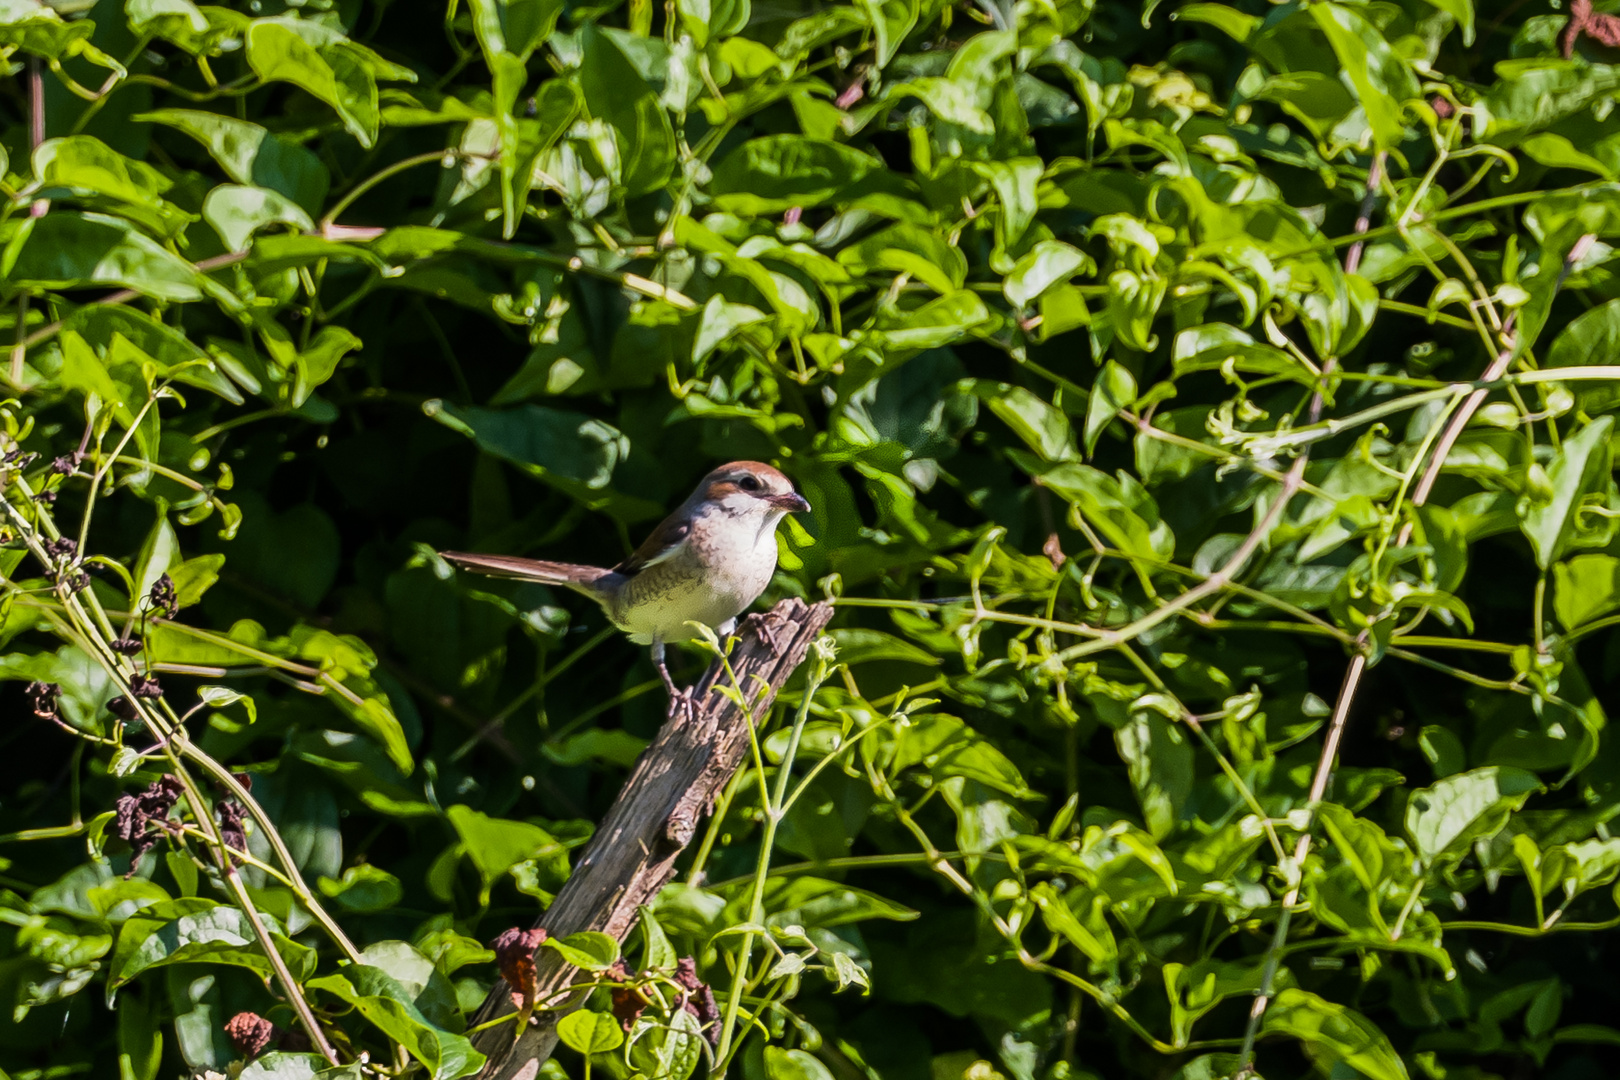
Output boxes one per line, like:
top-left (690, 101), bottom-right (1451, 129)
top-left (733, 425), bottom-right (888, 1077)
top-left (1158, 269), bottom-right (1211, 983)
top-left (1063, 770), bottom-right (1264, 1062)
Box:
top-left (738, 475), bottom-right (762, 492)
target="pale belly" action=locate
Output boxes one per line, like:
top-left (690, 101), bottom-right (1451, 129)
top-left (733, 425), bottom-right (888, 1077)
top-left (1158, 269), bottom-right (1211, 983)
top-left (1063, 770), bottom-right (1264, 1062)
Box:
top-left (606, 542), bottom-right (776, 644)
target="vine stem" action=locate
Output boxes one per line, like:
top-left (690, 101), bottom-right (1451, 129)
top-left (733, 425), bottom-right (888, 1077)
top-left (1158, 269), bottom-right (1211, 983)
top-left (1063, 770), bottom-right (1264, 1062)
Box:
top-left (320, 149), bottom-right (470, 230)
top-left (0, 477), bottom-right (339, 1062)
top-left (1234, 653), bottom-right (1365, 1072)
top-left (28, 57), bottom-right (47, 219)
top-left (1233, 152), bottom-right (1382, 1072)
top-left (1234, 205), bottom-right (1598, 1069)
top-left (712, 652), bottom-right (830, 1075)
top-left (166, 762), bottom-right (341, 1065)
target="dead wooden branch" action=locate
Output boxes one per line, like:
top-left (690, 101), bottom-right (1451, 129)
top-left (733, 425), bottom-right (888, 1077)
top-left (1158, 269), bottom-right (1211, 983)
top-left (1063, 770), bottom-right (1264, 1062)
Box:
top-left (467, 597), bottom-right (835, 1080)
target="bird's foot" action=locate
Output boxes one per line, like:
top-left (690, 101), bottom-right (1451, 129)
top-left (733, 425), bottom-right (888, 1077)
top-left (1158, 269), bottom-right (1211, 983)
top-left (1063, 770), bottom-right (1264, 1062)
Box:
top-left (665, 685), bottom-right (696, 722)
top-left (658, 661), bottom-right (696, 721)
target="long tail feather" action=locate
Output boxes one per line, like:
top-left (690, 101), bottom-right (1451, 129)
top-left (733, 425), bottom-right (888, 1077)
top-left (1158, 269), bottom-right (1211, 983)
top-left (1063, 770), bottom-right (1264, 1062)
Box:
top-left (440, 551), bottom-right (615, 596)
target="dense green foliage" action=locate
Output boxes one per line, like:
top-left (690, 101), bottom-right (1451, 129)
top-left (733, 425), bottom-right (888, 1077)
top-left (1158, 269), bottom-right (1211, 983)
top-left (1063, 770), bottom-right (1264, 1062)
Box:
top-left (4, 0), bottom-right (1620, 1077)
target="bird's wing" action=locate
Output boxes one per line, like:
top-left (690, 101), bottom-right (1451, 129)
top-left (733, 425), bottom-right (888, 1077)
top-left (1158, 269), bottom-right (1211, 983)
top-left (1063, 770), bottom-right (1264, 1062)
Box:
top-left (615, 516), bottom-right (691, 576)
top-left (440, 552), bottom-right (615, 594)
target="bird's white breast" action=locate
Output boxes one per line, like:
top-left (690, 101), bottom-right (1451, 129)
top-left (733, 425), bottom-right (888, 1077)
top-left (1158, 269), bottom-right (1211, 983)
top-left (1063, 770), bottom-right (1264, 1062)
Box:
top-left (608, 507), bottom-right (783, 644)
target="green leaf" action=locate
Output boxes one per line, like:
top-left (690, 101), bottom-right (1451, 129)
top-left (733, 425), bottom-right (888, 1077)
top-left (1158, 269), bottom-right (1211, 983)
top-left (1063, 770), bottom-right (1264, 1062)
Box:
top-left (543, 931), bottom-right (620, 972)
top-left (557, 1010), bottom-right (626, 1054)
top-left (425, 400), bottom-right (657, 519)
top-left (309, 966), bottom-right (484, 1079)
top-left (962, 381), bottom-right (1076, 462)
top-left (578, 25), bottom-right (676, 197)
top-left (637, 905), bottom-right (678, 970)
top-left (246, 22), bottom-right (382, 149)
top-left (126, 0), bottom-right (212, 53)
top-left (1520, 133), bottom-right (1611, 178)
top-left (676, 0), bottom-right (750, 45)
top-left (1117, 709), bottom-right (1193, 840)
top-left (1174, 3), bottom-right (1259, 42)
top-left (236, 1054), bottom-right (333, 1080)
top-left (709, 136), bottom-right (918, 216)
top-left (1306, 4), bottom-right (1418, 150)
top-left (764, 1047), bottom-right (835, 1080)
top-left (34, 135), bottom-right (193, 239)
top-left (1554, 555), bottom-right (1620, 630)
top-left (1405, 766), bottom-right (1543, 871)
top-left (110, 900), bottom-right (316, 988)
top-left (202, 184), bottom-right (314, 252)
top-left (1263, 988), bottom-right (1409, 1080)
top-left (736, 876), bottom-right (920, 929)
top-left (1519, 416), bottom-right (1616, 569)
top-left (469, 0), bottom-right (562, 60)
top-left (1029, 461), bottom-right (1173, 564)
top-left (886, 712), bottom-right (1032, 797)
top-left (445, 805), bottom-right (566, 905)
top-left (318, 865), bottom-right (404, 912)
top-left (10, 212), bottom-right (205, 301)
top-left (1084, 360), bottom-right (1136, 456)
top-left (1417, 0), bottom-right (1474, 44)
top-left (1004, 239), bottom-right (1091, 309)
top-left (136, 109), bottom-right (329, 212)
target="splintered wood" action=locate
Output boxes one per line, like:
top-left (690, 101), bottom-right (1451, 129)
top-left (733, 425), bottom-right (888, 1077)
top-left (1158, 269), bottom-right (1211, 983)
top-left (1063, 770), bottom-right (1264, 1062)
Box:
top-left (466, 598), bottom-right (834, 1079)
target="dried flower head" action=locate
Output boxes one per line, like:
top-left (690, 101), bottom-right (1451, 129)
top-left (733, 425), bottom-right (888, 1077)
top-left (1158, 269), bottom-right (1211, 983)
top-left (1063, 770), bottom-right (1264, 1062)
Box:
top-left (606, 960), bottom-right (646, 1030)
top-left (147, 574), bottom-right (179, 618)
top-left (44, 537), bottom-right (76, 559)
top-left (113, 775), bottom-right (184, 877)
top-left (26, 681), bottom-right (60, 720)
top-left (217, 800), bottom-right (248, 864)
top-left (492, 926), bottom-right (548, 1016)
top-left (224, 1011), bottom-right (280, 1058)
top-left (675, 956), bottom-right (720, 1043)
top-left (107, 695), bottom-right (137, 721)
top-left (49, 453), bottom-right (81, 476)
top-left (130, 673), bottom-right (164, 700)
top-left (109, 636), bottom-right (143, 656)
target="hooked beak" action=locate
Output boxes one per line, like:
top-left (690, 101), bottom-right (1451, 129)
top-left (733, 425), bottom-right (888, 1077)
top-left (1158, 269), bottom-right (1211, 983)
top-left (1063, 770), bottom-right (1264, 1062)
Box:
top-left (770, 492), bottom-right (812, 514)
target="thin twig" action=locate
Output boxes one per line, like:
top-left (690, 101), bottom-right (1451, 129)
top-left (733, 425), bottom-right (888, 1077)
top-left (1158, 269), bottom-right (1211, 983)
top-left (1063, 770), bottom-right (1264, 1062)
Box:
top-left (1234, 156), bottom-right (1386, 1072)
top-left (28, 57), bottom-right (47, 220)
top-left (1234, 655), bottom-right (1365, 1070)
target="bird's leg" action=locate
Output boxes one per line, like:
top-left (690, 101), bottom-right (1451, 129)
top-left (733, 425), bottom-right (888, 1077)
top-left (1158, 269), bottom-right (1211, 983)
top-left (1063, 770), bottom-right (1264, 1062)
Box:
top-left (651, 639), bottom-right (694, 720)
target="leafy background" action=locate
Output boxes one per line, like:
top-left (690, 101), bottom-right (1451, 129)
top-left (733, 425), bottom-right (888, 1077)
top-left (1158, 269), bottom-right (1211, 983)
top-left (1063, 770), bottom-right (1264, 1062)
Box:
top-left (4, 0), bottom-right (1620, 1077)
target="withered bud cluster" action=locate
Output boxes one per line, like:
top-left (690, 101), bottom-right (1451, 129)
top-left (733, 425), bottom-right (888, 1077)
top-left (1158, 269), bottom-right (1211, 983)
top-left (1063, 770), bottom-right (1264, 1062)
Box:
top-left (223, 1012), bottom-right (307, 1058)
top-left (606, 955), bottom-right (719, 1044)
top-left (492, 926), bottom-right (549, 1016)
top-left (26, 680), bottom-right (59, 720)
top-left (217, 800), bottom-right (247, 864)
top-left (113, 775), bottom-right (183, 877)
top-left (147, 574), bottom-right (179, 618)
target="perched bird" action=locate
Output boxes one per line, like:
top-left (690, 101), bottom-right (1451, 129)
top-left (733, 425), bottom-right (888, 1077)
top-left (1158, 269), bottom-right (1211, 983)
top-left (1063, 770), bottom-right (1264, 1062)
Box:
top-left (441, 461), bottom-right (811, 710)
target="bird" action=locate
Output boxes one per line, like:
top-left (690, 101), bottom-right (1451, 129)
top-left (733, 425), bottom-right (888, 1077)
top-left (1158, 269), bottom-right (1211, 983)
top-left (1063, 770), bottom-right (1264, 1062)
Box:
top-left (440, 461), bottom-right (811, 712)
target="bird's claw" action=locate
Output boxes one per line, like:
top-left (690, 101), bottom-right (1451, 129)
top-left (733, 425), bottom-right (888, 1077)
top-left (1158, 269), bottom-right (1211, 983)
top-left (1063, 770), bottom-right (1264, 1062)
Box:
top-left (666, 685), bottom-right (696, 721)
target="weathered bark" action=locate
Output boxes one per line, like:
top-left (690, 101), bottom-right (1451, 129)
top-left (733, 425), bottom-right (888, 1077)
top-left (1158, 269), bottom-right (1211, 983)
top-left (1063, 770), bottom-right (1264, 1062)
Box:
top-left (468, 598), bottom-right (834, 1080)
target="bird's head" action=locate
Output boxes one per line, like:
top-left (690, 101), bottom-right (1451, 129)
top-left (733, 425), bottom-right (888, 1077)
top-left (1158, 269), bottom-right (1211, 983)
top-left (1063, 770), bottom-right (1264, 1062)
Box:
top-left (698, 461), bottom-right (812, 518)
